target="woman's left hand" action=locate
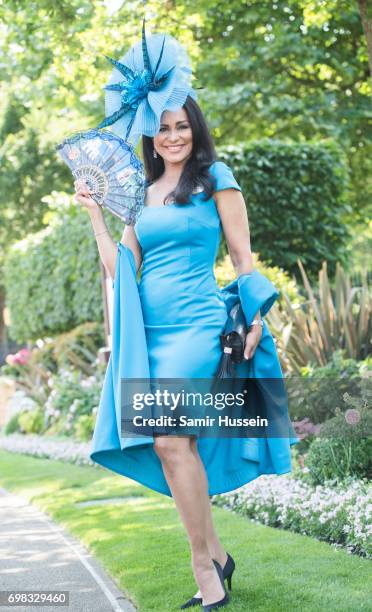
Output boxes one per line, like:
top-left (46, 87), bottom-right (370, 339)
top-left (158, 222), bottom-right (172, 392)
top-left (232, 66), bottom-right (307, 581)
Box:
top-left (243, 323), bottom-right (263, 360)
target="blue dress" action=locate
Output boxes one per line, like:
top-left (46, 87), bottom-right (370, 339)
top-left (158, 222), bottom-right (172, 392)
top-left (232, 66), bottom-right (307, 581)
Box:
top-left (90, 160), bottom-right (299, 497)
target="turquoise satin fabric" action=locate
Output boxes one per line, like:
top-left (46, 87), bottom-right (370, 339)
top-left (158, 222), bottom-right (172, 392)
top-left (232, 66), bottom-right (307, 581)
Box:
top-left (90, 161), bottom-right (299, 497)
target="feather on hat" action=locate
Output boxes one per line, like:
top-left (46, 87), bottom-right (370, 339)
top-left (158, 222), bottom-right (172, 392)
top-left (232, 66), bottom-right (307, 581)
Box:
top-left (97, 18), bottom-right (197, 145)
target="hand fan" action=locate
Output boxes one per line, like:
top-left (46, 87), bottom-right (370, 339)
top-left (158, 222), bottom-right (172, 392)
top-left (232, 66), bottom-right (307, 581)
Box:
top-left (56, 128), bottom-right (146, 225)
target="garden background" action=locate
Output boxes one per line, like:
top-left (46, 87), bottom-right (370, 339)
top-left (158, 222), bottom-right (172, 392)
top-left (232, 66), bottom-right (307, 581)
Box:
top-left (0, 1), bottom-right (371, 610)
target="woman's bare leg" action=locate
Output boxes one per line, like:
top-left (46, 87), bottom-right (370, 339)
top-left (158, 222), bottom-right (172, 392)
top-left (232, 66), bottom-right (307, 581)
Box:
top-left (188, 436), bottom-right (228, 599)
top-left (153, 434), bottom-right (226, 606)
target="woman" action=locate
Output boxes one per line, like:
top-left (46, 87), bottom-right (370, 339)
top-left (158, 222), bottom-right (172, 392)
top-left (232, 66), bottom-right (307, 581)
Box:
top-left (75, 97), bottom-right (262, 609)
top-left (74, 28), bottom-right (298, 611)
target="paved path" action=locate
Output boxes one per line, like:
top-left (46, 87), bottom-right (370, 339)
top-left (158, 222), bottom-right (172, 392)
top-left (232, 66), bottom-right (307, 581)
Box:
top-left (0, 488), bottom-right (137, 612)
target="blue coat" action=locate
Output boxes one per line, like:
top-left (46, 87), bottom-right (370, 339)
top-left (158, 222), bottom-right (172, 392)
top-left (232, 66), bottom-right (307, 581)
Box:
top-left (90, 242), bottom-right (299, 497)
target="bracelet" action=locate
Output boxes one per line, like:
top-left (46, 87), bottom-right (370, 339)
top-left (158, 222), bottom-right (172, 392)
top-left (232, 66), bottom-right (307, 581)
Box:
top-left (249, 319), bottom-right (264, 328)
top-left (94, 230), bottom-right (109, 238)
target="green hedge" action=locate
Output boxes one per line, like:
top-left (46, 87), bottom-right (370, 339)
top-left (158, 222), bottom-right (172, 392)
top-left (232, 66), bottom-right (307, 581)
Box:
top-left (4, 203), bottom-right (122, 343)
top-left (218, 139), bottom-right (351, 281)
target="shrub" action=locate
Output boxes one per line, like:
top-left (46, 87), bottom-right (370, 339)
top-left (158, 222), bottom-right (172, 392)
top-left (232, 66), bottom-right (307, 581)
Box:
top-left (303, 403), bottom-right (372, 485)
top-left (3, 201), bottom-right (122, 343)
top-left (44, 365), bottom-right (104, 438)
top-left (4, 413), bottom-right (21, 435)
top-left (215, 251), bottom-right (301, 307)
top-left (287, 351), bottom-right (372, 424)
top-left (33, 322), bottom-right (105, 376)
top-left (218, 139), bottom-right (351, 282)
top-left (1, 322), bottom-right (106, 406)
top-left (268, 260), bottom-right (371, 372)
top-left (74, 414), bottom-right (96, 442)
top-left (18, 408), bottom-right (45, 435)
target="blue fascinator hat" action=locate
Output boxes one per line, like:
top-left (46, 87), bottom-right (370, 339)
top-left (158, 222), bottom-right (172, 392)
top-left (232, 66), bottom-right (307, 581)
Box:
top-left (97, 18), bottom-right (198, 146)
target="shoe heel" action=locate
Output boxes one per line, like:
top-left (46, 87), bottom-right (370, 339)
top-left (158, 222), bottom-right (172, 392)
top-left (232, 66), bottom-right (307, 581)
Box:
top-left (223, 552), bottom-right (235, 592)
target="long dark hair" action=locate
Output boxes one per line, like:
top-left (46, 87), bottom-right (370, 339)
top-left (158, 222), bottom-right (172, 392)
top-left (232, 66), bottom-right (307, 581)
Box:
top-left (141, 96), bottom-right (217, 205)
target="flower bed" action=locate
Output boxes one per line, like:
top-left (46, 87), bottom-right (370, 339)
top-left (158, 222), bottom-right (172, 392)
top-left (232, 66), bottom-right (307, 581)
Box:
top-left (0, 432), bottom-right (96, 467)
top-left (211, 474), bottom-right (372, 559)
top-left (2, 433), bottom-right (370, 558)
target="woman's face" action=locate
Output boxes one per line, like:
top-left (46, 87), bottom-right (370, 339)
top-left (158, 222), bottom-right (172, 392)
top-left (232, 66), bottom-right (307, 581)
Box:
top-left (153, 107), bottom-right (193, 165)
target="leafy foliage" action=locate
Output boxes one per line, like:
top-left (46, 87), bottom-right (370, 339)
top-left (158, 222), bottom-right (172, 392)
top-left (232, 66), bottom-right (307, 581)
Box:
top-left (3, 203), bottom-right (121, 343)
top-left (0, 0), bottom-right (370, 265)
top-left (0, 0), bottom-right (370, 349)
top-left (303, 403), bottom-right (372, 485)
top-left (287, 351), bottom-right (372, 424)
top-left (268, 258), bottom-right (372, 370)
top-left (219, 139), bottom-right (351, 280)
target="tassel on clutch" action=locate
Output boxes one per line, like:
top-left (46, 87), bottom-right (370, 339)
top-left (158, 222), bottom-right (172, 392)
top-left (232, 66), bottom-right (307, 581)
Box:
top-left (215, 302), bottom-right (248, 379)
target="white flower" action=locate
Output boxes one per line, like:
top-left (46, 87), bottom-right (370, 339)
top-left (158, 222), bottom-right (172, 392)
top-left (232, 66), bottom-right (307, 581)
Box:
top-left (210, 472), bottom-right (371, 559)
top-left (0, 433), bottom-right (95, 468)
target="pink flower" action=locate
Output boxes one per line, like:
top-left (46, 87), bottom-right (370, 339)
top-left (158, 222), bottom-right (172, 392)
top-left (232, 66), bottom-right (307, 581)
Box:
top-left (293, 418), bottom-right (321, 439)
top-left (17, 348), bottom-right (32, 364)
top-left (345, 409), bottom-right (361, 425)
top-left (5, 348), bottom-right (31, 366)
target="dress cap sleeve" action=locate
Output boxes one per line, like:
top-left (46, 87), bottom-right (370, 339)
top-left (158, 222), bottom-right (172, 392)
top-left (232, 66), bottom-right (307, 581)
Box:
top-left (209, 161), bottom-right (242, 193)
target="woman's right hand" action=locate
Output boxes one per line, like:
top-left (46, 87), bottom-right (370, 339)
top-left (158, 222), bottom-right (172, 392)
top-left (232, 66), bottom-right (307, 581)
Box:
top-left (74, 179), bottom-right (101, 212)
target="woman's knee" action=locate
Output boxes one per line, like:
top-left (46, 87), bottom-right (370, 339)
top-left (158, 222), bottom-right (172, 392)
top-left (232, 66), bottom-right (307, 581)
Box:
top-left (153, 435), bottom-right (192, 464)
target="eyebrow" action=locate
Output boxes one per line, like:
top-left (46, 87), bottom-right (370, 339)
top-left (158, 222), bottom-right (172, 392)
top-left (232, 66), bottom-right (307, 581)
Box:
top-left (160, 120), bottom-right (190, 126)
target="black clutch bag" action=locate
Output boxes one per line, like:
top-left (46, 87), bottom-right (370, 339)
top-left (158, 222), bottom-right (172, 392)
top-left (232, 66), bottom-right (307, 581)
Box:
top-left (215, 301), bottom-right (248, 378)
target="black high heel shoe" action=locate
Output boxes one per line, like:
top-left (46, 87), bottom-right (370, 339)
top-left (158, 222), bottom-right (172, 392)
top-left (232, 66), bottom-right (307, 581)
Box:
top-left (223, 553), bottom-right (235, 592)
top-left (180, 553), bottom-right (235, 609)
top-left (202, 559), bottom-right (229, 611)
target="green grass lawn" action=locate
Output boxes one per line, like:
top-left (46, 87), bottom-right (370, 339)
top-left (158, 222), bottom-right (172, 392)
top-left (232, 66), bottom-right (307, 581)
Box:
top-left (0, 450), bottom-right (370, 611)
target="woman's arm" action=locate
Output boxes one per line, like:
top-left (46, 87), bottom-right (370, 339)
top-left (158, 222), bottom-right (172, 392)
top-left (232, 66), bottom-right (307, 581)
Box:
top-left (119, 224), bottom-right (143, 275)
top-left (74, 180), bottom-right (142, 280)
top-left (214, 188), bottom-right (254, 276)
top-left (215, 188), bottom-right (262, 359)
top-left (74, 181), bottom-right (117, 279)
top-left (87, 209), bottom-right (142, 279)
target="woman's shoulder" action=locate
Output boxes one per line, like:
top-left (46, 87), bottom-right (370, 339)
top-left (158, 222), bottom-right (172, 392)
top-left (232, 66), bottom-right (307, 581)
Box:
top-left (208, 160), bottom-right (242, 194)
top-left (208, 160), bottom-right (232, 176)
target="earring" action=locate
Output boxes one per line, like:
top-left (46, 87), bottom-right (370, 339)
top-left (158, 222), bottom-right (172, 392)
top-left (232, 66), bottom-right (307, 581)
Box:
top-left (153, 148), bottom-right (158, 158)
